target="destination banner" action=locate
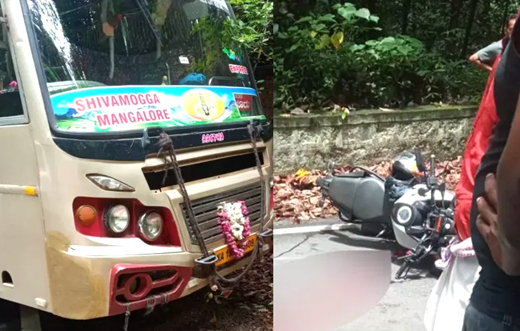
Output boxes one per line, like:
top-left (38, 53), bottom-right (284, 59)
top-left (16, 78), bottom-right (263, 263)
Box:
top-left (50, 85), bottom-right (265, 132)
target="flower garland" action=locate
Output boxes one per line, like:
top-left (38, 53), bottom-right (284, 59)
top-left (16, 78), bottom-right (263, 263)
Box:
top-left (217, 200), bottom-right (251, 259)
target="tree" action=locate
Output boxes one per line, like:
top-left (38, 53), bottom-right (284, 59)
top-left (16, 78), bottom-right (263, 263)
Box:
top-left (460, 0), bottom-right (479, 58)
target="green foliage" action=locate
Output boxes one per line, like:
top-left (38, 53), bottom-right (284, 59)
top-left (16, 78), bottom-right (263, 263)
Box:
top-left (371, 0), bottom-right (517, 58)
top-left (342, 37), bottom-right (487, 107)
top-left (274, 2), bottom-right (380, 109)
top-left (190, 17), bottom-right (225, 75)
top-left (275, 1), bottom-right (489, 112)
top-left (224, 0), bottom-right (273, 65)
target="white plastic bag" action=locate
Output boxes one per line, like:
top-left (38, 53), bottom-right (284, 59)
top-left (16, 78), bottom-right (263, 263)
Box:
top-left (424, 241), bottom-right (480, 331)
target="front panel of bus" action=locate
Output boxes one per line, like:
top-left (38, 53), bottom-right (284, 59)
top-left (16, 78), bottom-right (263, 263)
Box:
top-left (0, 0), bottom-right (272, 319)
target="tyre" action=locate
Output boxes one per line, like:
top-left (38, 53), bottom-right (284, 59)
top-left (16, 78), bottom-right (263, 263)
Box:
top-left (429, 254), bottom-right (443, 277)
top-left (429, 266), bottom-right (442, 277)
top-left (360, 223), bottom-right (385, 237)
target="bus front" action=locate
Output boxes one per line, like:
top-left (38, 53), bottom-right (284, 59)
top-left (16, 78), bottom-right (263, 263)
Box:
top-left (21, 0), bottom-right (272, 320)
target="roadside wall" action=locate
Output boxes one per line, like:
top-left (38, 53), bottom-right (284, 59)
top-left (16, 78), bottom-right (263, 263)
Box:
top-left (273, 106), bottom-right (478, 174)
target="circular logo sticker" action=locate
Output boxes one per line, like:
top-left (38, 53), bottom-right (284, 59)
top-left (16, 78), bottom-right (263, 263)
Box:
top-left (182, 89), bottom-right (225, 121)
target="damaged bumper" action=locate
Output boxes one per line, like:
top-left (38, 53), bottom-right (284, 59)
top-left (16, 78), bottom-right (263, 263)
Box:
top-left (44, 225), bottom-right (272, 320)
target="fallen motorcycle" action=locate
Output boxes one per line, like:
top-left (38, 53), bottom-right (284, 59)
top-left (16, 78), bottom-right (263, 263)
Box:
top-left (317, 149), bottom-right (456, 278)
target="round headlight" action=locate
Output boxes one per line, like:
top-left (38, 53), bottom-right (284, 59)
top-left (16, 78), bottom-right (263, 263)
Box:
top-left (138, 212), bottom-right (164, 241)
top-left (396, 205), bottom-right (413, 225)
top-left (105, 205), bottom-right (130, 234)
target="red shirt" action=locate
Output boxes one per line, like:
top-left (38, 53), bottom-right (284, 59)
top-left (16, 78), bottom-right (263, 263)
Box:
top-left (454, 57), bottom-right (500, 240)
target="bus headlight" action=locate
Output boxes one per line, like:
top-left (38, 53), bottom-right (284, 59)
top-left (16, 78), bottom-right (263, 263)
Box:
top-left (87, 174), bottom-right (135, 192)
top-left (138, 212), bottom-right (163, 241)
top-left (104, 205), bottom-right (130, 234)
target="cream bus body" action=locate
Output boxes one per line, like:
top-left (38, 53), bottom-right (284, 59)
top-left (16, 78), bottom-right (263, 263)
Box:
top-left (0, 0), bottom-right (273, 321)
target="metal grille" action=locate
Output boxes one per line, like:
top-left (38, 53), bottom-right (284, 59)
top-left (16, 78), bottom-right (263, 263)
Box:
top-left (181, 184), bottom-right (265, 245)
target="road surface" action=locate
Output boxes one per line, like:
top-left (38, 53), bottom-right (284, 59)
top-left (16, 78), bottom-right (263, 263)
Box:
top-left (274, 219), bottom-right (437, 331)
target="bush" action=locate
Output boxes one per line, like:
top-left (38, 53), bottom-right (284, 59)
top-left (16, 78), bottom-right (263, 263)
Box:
top-left (225, 0), bottom-right (273, 67)
top-left (274, 2), bottom-right (488, 112)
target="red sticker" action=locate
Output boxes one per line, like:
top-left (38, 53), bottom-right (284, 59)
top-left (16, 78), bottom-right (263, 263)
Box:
top-left (233, 93), bottom-right (252, 112)
top-left (229, 64), bottom-right (248, 75)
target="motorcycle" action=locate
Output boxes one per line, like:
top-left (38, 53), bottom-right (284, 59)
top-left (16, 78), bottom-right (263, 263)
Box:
top-left (317, 149), bottom-right (456, 278)
top-left (317, 150), bottom-right (426, 238)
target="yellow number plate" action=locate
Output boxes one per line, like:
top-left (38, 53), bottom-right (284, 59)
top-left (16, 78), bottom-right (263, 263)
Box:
top-left (215, 234), bottom-right (258, 267)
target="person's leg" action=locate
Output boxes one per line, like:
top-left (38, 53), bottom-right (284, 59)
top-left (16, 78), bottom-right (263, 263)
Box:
top-left (462, 303), bottom-right (520, 331)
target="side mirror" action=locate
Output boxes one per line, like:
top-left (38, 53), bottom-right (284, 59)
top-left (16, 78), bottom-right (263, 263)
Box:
top-left (327, 161), bottom-right (336, 174)
top-left (415, 149), bottom-right (426, 172)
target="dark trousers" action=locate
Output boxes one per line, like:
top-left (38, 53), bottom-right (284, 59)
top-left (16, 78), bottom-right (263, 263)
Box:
top-left (463, 303), bottom-right (520, 331)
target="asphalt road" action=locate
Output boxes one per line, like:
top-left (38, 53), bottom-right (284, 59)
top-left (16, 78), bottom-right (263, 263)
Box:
top-left (274, 219), bottom-right (437, 331)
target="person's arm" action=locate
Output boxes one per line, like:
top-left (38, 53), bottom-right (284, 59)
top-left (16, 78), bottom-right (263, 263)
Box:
top-left (497, 105), bottom-right (520, 275)
top-left (469, 52), bottom-right (493, 71)
top-left (495, 24), bottom-right (520, 275)
top-left (496, 112), bottom-right (520, 274)
top-left (470, 41), bottom-right (502, 71)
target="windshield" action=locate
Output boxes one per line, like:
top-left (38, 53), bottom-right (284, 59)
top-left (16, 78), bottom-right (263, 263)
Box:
top-left (25, 0), bottom-right (264, 134)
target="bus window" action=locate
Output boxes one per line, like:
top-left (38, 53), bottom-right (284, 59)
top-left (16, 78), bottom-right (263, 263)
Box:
top-left (28, 0), bottom-right (253, 89)
top-left (0, 16), bottom-right (23, 119)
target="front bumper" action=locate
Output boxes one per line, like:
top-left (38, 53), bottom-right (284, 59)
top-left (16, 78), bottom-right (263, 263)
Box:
top-left (45, 215), bottom-right (273, 320)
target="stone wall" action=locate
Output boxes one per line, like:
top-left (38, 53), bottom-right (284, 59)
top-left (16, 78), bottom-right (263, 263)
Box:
top-left (274, 105), bottom-right (478, 174)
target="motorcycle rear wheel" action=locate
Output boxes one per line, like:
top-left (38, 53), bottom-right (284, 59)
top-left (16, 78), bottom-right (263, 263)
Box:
top-left (360, 223), bottom-right (385, 236)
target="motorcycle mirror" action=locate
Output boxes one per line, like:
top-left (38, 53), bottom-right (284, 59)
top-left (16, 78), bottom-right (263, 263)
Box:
top-left (415, 149), bottom-right (426, 172)
top-left (327, 161), bottom-right (336, 173)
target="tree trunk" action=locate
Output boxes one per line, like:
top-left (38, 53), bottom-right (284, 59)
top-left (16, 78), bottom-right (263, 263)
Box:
top-left (401, 0), bottom-right (412, 34)
top-left (449, 0), bottom-right (464, 30)
top-left (460, 0), bottom-right (479, 58)
top-left (500, 0), bottom-right (512, 38)
top-left (481, 0), bottom-right (491, 36)
top-left (364, 0), bottom-right (377, 13)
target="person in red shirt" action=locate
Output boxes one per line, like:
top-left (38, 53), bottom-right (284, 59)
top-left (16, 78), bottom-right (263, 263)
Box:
top-left (423, 15), bottom-right (515, 329)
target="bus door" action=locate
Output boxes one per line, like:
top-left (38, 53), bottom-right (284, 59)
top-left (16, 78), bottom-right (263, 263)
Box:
top-left (0, 2), bottom-right (49, 309)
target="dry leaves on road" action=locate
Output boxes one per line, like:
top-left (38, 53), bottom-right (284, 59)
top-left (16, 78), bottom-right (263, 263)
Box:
top-left (274, 157), bottom-right (462, 223)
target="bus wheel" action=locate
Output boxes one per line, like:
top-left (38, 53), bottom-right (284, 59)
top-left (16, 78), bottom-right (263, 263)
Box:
top-left (19, 306), bottom-right (42, 331)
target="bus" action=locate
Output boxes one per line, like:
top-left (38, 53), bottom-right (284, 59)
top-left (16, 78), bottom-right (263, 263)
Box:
top-left (0, 0), bottom-right (272, 328)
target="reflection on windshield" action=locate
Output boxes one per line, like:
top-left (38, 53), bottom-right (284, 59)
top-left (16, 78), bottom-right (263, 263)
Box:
top-left (24, 0), bottom-right (264, 134)
top-left (28, 0), bottom-right (77, 85)
top-left (27, 0), bottom-right (253, 89)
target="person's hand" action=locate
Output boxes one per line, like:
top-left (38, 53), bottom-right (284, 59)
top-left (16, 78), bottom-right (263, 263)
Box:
top-left (476, 173), bottom-right (503, 267)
